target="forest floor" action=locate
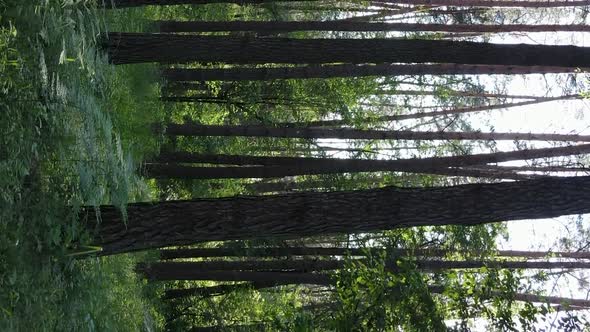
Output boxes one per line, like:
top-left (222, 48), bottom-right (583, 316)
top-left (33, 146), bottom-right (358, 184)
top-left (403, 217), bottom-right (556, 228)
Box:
top-left (0, 1), bottom-right (165, 330)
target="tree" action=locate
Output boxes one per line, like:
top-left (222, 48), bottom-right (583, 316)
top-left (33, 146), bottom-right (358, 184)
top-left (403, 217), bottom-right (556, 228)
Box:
top-left (144, 144), bottom-right (590, 179)
top-left (89, 175), bottom-right (590, 255)
top-left (104, 33), bottom-right (590, 66)
top-left (157, 123), bottom-right (590, 142)
top-left (140, 259), bottom-right (590, 274)
top-left (162, 64), bottom-right (577, 82)
top-left (279, 95), bottom-right (578, 127)
top-left (159, 246), bottom-right (590, 259)
top-left (109, 0), bottom-right (316, 8)
top-left (389, 0), bottom-right (590, 7)
top-left (157, 20), bottom-right (590, 33)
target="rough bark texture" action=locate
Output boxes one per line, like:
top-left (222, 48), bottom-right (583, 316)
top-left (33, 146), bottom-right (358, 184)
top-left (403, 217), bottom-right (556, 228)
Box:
top-left (158, 123), bottom-right (590, 142)
top-left (91, 176), bottom-right (590, 255)
top-left (159, 247), bottom-right (590, 260)
top-left (105, 33), bottom-right (590, 66)
top-left (162, 64), bottom-right (577, 82)
top-left (110, 0), bottom-right (315, 8)
top-left (143, 259), bottom-right (590, 274)
top-left (143, 144), bottom-right (590, 179)
top-left (163, 281), bottom-right (288, 299)
top-left (429, 286), bottom-right (590, 308)
top-left (390, 0), bottom-right (590, 7)
top-left (137, 264), bottom-right (333, 283)
top-left (157, 20), bottom-right (590, 33)
top-left (290, 95), bottom-right (578, 127)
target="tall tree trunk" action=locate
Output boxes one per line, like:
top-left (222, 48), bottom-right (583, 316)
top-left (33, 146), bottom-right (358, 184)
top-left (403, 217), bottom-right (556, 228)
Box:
top-left (91, 176), bottom-right (590, 255)
top-left (110, 0), bottom-right (316, 8)
top-left (163, 281), bottom-right (288, 300)
top-left (162, 64), bottom-right (578, 82)
top-left (157, 20), bottom-right (590, 33)
top-left (104, 33), bottom-right (590, 66)
top-left (142, 259), bottom-right (590, 274)
top-left (389, 0), bottom-right (590, 7)
top-left (287, 95), bottom-right (578, 127)
top-left (375, 89), bottom-right (543, 100)
top-left (143, 144), bottom-right (590, 179)
top-left (429, 286), bottom-right (590, 308)
top-left (158, 123), bottom-right (590, 142)
top-left (137, 264), bottom-right (333, 283)
top-left (159, 247), bottom-right (590, 260)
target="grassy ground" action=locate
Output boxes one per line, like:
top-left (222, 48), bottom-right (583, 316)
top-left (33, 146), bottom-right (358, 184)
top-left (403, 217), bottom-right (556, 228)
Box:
top-left (0, 1), bottom-right (164, 330)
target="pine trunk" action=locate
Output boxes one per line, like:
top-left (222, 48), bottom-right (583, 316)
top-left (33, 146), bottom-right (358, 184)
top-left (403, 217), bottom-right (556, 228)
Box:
top-left (158, 123), bottom-right (590, 142)
top-left (162, 64), bottom-right (578, 82)
top-left (390, 0), bottom-right (590, 7)
top-left (143, 144), bottom-right (590, 179)
top-left (143, 259), bottom-right (590, 274)
top-left (157, 20), bottom-right (590, 33)
top-left (290, 95), bottom-right (577, 127)
top-left (110, 0), bottom-right (316, 8)
top-left (91, 176), bottom-right (590, 255)
top-left (159, 247), bottom-right (590, 260)
top-left (105, 33), bottom-right (590, 66)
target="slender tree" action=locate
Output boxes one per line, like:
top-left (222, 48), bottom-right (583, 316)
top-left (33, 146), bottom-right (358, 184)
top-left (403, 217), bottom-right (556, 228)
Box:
top-left (144, 144), bottom-right (590, 179)
top-left (105, 33), bottom-right (590, 66)
top-left (159, 247), bottom-right (590, 260)
top-left (389, 0), bottom-right (590, 7)
top-left (157, 20), bottom-right (590, 33)
top-left (282, 95), bottom-right (579, 127)
top-left (109, 0), bottom-right (317, 8)
top-left (142, 259), bottom-right (590, 273)
top-left (162, 64), bottom-right (578, 82)
top-left (90, 175), bottom-right (590, 255)
top-left (158, 123), bottom-right (590, 142)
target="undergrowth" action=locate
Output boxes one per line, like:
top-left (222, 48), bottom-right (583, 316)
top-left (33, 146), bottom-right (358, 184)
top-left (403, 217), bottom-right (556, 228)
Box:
top-left (0, 1), bottom-right (163, 330)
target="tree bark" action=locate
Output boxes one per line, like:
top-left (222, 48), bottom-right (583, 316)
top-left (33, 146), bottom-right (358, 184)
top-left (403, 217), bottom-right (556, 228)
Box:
top-left (163, 280), bottom-right (288, 299)
top-left (91, 176), bottom-right (590, 255)
top-left (104, 33), bottom-right (590, 66)
top-left (137, 264), bottom-right (333, 283)
top-left (143, 259), bottom-right (590, 274)
top-left (375, 89), bottom-right (544, 100)
top-left (429, 286), bottom-right (590, 308)
top-left (110, 0), bottom-right (316, 8)
top-left (287, 95), bottom-right (578, 127)
top-left (159, 123), bottom-right (590, 142)
top-left (143, 144), bottom-right (590, 179)
top-left (162, 64), bottom-right (578, 82)
top-left (159, 247), bottom-right (590, 260)
top-left (389, 0), bottom-right (590, 7)
top-left (157, 20), bottom-right (590, 33)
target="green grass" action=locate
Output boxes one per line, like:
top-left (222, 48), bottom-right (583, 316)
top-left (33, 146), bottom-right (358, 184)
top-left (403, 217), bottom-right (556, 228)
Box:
top-left (0, 1), bottom-right (164, 330)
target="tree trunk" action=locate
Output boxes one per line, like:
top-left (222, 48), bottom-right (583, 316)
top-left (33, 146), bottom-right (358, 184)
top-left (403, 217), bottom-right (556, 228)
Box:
top-left (110, 0), bottom-right (316, 8)
top-left (158, 123), bottom-right (590, 142)
top-left (429, 286), bottom-right (590, 308)
top-left (143, 144), bottom-right (590, 179)
top-left (163, 280), bottom-right (288, 300)
top-left (137, 264), bottom-right (333, 283)
top-left (104, 33), bottom-right (590, 66)
top-left (143, 259), bottom-right (590, 274)
top-left (375, 89), bottom-right (543, 100)
top-left (159, 247), bottom-right (590, 260)
top-left (288, 95), bottom-right (578, 127)
top-left (91, 176), bottom-right (590, 255)
top-left (162, 64), bottom-right (578, 82)
top-left (389, 0), bottom-right (590, 7)
top-left (157, 20), bottom-right (590, 33)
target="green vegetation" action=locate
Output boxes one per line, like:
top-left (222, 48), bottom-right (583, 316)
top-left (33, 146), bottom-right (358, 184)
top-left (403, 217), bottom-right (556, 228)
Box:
top-left (2, 0), bottom-right (589, 331)
top-left (0, 1), bottom-right (161, 330)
